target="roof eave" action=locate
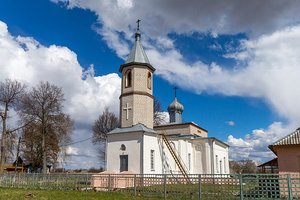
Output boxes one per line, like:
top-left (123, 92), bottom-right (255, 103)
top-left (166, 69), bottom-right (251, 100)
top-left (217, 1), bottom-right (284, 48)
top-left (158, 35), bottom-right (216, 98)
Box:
top-left (119, 62), bottom-right (156, 73)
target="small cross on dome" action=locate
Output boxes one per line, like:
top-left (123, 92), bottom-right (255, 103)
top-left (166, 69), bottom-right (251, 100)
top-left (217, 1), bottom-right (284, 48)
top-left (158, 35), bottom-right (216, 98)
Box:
top-left (136, 19), bottom-right (141, 31)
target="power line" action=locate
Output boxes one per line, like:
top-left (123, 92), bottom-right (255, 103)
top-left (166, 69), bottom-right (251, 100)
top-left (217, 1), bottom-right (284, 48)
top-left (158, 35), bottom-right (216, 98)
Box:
top-left (59, 137), bottom-right (93, 147)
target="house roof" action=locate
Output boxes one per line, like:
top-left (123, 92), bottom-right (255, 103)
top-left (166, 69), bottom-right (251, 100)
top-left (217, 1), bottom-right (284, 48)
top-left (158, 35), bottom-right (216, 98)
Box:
top-left (269, 127), bottom-right (300, 154)
top-left (108, 123), bottom-right (156, 135)
top-left (257, 158), bottom-right (278, 167)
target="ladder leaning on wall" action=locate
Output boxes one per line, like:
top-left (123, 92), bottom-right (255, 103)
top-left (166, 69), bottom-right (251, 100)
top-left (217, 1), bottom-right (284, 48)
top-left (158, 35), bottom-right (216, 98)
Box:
top-left (160, 133), bottom-right (191, 184)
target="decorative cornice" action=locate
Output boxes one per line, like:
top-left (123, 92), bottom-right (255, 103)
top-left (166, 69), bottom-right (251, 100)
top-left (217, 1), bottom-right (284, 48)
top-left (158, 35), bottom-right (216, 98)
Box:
top-left (119, 62), bottom-right (156, 73)
top-left (154, 122), bottom-right (208, 133)
top-left (120, 91), bottom-right (154, 99)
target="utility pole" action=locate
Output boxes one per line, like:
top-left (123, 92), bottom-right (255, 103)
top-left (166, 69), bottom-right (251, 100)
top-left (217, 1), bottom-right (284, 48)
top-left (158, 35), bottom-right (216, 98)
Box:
top-left (14, 137), bottom-right (21, 172)
top-left (0, 107), bottom-right (8, 173)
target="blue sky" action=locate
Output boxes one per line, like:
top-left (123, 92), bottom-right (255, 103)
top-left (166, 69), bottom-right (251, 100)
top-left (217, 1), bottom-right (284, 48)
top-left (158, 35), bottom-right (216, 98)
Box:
top-left (1, 0), bottom-right (300, 169)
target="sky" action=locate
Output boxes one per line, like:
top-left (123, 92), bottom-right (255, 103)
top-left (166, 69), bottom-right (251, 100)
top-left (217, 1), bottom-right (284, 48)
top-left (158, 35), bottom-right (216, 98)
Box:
top-left (1, 0), bottom-right (300, 169)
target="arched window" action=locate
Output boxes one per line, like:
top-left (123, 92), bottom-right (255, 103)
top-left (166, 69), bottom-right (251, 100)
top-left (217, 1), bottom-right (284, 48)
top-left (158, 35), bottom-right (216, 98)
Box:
top-left (147, 72), bottom-right (152, 89)
top-left (125, 70), bottom-right (132, 88)
top-left (120, 144), bottom-right (126, 151)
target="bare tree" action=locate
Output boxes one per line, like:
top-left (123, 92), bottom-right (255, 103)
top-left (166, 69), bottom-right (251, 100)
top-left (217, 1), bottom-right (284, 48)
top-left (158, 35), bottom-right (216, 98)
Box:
top-left (240, 159), bottom-right (257, 173)
top-left (92, 108), bottom-right (119, 169)
top-left (0, 79), bottom-right (26, 172)
top-left (19, 82), bottom-right (73, 173)
top-left (153, 97), bottom-right (166, 126)
top-left (229, 159), bottom-right (257, 174)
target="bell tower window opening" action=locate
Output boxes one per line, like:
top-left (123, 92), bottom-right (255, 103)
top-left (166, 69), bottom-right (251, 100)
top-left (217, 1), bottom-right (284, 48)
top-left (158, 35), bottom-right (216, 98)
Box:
top-left (125, 70), bottom-right (132, 88)
top-left (147, 72), bottom-right (152, 89)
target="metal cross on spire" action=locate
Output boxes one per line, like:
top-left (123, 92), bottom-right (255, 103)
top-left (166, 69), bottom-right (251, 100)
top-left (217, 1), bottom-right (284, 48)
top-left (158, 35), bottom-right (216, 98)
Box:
top-left (173, 86), bottom-right (178, 98)
top-left (136, 19), bottom-right (141, 31)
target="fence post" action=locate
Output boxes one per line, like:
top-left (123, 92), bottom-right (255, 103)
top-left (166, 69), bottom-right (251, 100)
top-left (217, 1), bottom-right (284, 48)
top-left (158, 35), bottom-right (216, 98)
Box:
top-left (134, 174), bottom-right (137, 196)
top-left (164, 174), bottom-right (167, 199)
top-left (198, 174), bottom-right (201, 200)
top-left (108, 175), bottom-right (111, 192)
top-left (239, 174), bottom-right (243, 200)
top-left (287, 174), bottom-right (292, 200)
top-left (85, 173), bottom-right (89, 191)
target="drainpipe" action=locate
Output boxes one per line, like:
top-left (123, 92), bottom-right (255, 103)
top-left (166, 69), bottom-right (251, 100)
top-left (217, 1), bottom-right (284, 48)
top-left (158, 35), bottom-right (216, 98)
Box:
top-left (141, 131), bottom-right (144, 174)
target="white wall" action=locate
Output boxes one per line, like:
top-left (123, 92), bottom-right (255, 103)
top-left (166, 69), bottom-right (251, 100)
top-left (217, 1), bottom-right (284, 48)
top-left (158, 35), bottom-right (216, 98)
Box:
top-left (192, 138), bottom-right (229, 174)
top-left (143, 134), bottom-right (163, 174)
top-left (106, 132), bottom-right (143, 173)
top-left (107, 132), bottom-right (229, 175)
top-left (159, 137), bottom-right (194, 174)
top-left (213, 141), bottom-right (229, 174)
top-left (193, 140), bottom-right (207, 174)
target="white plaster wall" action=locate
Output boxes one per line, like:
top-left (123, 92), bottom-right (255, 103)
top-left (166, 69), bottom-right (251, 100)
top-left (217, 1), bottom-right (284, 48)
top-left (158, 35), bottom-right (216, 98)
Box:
top-left (106, 132), bottom-right (143, 173)
top-left (193, 140), bottom-right (211, 174)
top-left (180, 140), bottom-right (193, 173)
top-left (159, 138), bottom-right (194, 174)
top-left (213, 141), bottom-right (229, 174)
top-left (193, 142), bottom-right (205, 174)
top-left (143, 134), bottom-right (162, 174)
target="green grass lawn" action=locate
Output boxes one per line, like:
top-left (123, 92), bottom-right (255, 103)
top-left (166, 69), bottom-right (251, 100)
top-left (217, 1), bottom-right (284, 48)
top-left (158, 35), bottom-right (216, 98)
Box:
top-left (0, 188), bottom-right (161, 200)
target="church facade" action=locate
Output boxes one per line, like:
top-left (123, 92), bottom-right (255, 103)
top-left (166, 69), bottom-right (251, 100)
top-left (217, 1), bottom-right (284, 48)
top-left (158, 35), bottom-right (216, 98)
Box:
top-left (106, 24), bottom-right (229, 175)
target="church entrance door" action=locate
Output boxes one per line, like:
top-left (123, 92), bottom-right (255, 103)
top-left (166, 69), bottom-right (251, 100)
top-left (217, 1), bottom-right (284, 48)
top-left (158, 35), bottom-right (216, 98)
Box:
top-left (120, 155), bottom-right (128, 172)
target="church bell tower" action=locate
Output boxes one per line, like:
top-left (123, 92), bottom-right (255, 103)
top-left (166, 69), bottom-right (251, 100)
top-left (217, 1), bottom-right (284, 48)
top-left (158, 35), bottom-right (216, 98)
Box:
top-left (119, 20), bottom-right (155, 129)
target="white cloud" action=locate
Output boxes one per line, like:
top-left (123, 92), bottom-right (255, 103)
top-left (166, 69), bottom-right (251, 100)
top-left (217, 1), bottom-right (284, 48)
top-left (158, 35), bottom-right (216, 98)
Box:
top-left (0, 21), bottom-right (121, 169)
top-left (53, 0), bottom-right (300, 37)
top-left (65, 146), bottom-right (79, 156)
top-left (49, 1), bottom-right (300, 164)
top-left (156, 111), bottom-right (169, 125)
top-left (50, 1), bottom-right (300, 123)
top-left (226, 121), bottom-right (235, 126)
top-left (227, 122), bottom-right (291, 163)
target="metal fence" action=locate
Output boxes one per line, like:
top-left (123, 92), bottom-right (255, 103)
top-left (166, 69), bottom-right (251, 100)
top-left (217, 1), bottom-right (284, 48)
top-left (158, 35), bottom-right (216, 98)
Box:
top-left (0, 173), bottom-right (299, 199)
top-left (0, 173), bottom-right (93, 190)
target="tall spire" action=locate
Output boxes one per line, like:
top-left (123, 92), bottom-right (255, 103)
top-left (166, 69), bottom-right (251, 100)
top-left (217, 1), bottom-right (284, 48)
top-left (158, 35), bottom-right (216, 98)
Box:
top-left (174, 86), bottom-right (178, 98)
top-left (125, 19), bottom-right (150, 64)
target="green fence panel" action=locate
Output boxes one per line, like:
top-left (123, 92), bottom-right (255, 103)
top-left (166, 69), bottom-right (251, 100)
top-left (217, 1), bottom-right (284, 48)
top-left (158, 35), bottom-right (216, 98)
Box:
top-left (0, 173), bottom-right (299, 199)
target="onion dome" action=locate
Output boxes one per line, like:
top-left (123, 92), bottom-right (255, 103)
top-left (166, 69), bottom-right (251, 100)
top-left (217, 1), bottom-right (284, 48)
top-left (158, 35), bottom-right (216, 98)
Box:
top-left (168, 97), bottom-right (184, 124)
top-left (168, 98), bottom-right (184, 113)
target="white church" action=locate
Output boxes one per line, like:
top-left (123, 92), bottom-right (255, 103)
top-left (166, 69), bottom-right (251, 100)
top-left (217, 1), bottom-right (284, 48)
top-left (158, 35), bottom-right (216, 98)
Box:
top-left (106, 23), bottom-right (229, 175)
